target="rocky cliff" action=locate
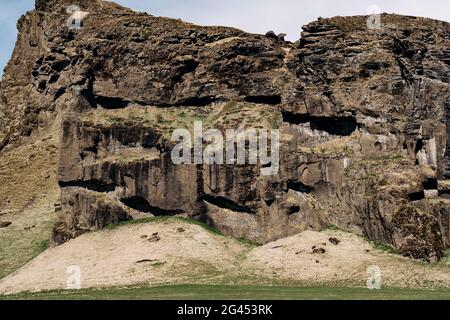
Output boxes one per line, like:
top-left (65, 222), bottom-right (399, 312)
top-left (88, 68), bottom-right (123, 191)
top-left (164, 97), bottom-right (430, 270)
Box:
top-left (1, 0), bottom-right (450, 261)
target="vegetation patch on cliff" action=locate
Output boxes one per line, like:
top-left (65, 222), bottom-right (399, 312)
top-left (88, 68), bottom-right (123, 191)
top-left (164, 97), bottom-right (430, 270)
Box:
top-left (79, 102), bottom-right (282, 140)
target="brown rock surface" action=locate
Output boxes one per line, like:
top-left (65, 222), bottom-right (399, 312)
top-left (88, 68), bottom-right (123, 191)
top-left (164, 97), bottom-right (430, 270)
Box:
top-left (1, 0), bottom-right (450, 261)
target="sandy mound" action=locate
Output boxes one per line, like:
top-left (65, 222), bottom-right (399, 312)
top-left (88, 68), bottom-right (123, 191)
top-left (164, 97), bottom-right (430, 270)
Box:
top-left (0, 220), bottom-right (245, 294)
top-left (246, 230), bottom-right (450, 288)
top-left (0, 219), bottom-right (449, 295)
top-left (0, 130), bottom-right (59, 279)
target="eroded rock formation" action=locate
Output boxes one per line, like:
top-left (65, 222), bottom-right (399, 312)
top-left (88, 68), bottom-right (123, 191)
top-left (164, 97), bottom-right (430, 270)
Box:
top-left (1, 0), bottom-right (450, 261)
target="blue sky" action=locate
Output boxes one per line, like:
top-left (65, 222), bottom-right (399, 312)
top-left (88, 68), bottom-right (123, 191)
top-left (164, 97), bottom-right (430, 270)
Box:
top-left (1, 0), bottom-right (450, 78)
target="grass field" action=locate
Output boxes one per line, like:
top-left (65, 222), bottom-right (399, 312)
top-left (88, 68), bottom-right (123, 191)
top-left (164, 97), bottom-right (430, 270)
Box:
top-left (2, 285), bottom-right (450, 300)
top-left (0, 131), bottom-right (60, 280)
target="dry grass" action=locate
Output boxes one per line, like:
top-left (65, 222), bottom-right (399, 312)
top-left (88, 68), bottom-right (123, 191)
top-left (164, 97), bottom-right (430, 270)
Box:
top-left (0, 218), bottom-right (448, 295)
top-left (0, 130), bottom-right (59, 279)
top-left (80, 101), bottom-right (282, 139)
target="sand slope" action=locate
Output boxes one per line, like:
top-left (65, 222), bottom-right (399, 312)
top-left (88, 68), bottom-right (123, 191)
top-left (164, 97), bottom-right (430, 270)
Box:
top-left (0, 219), bottom-right (449, 295)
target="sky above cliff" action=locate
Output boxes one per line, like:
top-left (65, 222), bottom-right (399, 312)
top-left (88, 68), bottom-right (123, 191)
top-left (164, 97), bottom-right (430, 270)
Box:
top-left (1, 0), bottom-right (450, 78)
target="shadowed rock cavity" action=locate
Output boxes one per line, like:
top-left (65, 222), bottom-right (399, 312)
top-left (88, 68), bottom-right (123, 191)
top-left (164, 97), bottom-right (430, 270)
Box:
top-left (282, 112), bottom-right (359, 136)
top-left (121, 197), bottom-right (182, 216)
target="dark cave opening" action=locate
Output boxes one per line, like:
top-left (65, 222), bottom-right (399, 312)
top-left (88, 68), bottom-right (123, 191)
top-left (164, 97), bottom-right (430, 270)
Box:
top-left (422, 178), bottom-right (438, 190)
top-left (407, 190), bottom-right (425, 201)
top-left (287, 181), bottom-right (313, 193)
top-left (94, 95), bottom-right (130, 109)
top-left (80, 146), bottom-right (99, 160)
top-left (176, 96), bottom-right (218, 107)
top-left (203, 194), bottom-right (255, 214)
top-left (282, 112), bottom-right (359, 136)
top-left (244, 95), bottom-right (282, 105)
top-left (59, 180), bottom-right (116, 193)
top-left (51, 59), bottom-right (71, 72)
top-left (287, 205), bottom-right (301, 215)
top-left (120, 196), bottom-right (182, 216)
top-left (415, 138), bottom-right (424, 154)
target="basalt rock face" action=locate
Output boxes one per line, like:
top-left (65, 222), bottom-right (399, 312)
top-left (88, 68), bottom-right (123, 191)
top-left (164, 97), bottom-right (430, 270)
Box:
top-left (2, 0), bottom-right (450, 261)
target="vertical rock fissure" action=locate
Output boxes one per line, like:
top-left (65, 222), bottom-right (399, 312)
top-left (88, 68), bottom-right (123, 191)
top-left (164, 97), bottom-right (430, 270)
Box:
top-left (444, 101), bottom-right (450, 179)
